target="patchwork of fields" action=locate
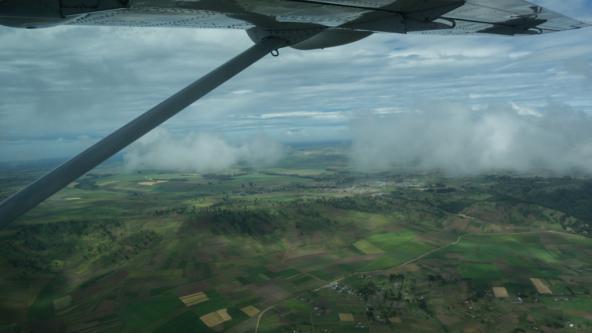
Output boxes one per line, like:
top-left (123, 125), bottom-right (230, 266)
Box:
top-left (1, 144), bottom-right (591, 332)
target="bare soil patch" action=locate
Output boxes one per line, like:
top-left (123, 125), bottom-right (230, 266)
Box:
top-left (353, 240), bottom-right (384, 255)
top-left (138, 180), bottom-right (168, 186)
top-left (492, 286), bottom-right (509, 298)
top-left (241, 305), bottom-right (260, 317)
top-left (530, 278), bottom-right (552, 294)
top-left (200, 309), bottom-right (232, 328)
top-left (179, 291), bottom-right (209, 306)
top-left (339, 313), bottom-right (354, 322)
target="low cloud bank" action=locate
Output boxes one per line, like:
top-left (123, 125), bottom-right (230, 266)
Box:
top-left (124, 129), bottom-right (284, 172)
top-left (351, 102), bottom-right (592, 175)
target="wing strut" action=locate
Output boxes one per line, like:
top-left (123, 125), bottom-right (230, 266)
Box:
top-left (0, 37), bottom-right (287, 226)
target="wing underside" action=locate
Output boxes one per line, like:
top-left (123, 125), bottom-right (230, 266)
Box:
top-left (64, 0), bottom-right (588, 36)
top-left (433, 0), bottom-right (587, 34)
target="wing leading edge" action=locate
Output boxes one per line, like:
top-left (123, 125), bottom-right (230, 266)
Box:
top-left (290, 0), bottom-right (589, 35)
top-left (435, 0), bottom-right (589, 35)
top-left (53, 0), bottom-right (589, 36)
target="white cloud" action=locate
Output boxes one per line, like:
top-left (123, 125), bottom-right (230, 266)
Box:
top-left (351, 102), bottom-right (592, 175)
top-left (123, 129), bottom-right (284, 172)
top-left (511, 102), bottom-right (542, 117)
top-left (260, 111), bottom-right (347, 120)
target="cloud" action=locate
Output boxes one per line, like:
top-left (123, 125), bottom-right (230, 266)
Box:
top-left (350, 102), bottom-right (592, 175)
top-left (123, 129), bottom-right (284, 172)
top-left (259, 111), bottom-right (347, 120)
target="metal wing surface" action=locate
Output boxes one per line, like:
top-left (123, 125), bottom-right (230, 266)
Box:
top-left (63, 0), bottom-right (587, 36)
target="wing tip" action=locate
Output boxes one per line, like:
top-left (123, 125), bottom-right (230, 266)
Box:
top-left (540, 17), bottom-right (591, 33)
top-left (568, 20), bottom-right (591, 31)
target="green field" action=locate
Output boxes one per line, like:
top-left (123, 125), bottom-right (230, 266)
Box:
top-left (1, 143), bottom-right (592, 332)
top-left (353, 240), bottom-right (384, 254)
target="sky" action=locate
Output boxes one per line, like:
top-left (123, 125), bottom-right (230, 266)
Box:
top-left (1, 0), bottom-right (592, 175)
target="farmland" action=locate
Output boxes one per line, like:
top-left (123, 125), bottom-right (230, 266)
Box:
top-left (1, 143), bottom-right (591, 332)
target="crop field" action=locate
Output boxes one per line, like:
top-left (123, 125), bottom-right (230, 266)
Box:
top-left (1, 143), bottom-right (592, 332)
top-left (353, 240), bottom-right (385, 255)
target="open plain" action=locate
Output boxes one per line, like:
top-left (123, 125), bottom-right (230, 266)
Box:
top-left (1, 143), bottom-right (591, 332)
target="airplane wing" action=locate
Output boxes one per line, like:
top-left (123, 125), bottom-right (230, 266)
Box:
top-left (57, 0), bottom-right (588, 36)
top-left (410, 0), bottom-right (588, 35)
